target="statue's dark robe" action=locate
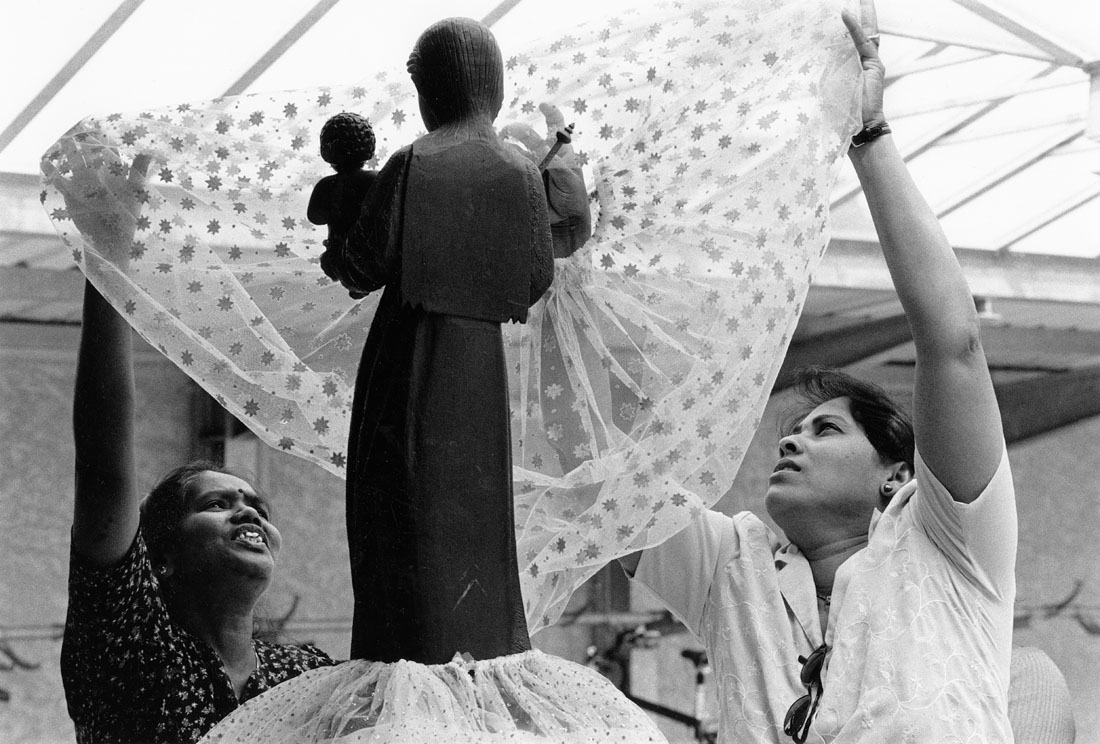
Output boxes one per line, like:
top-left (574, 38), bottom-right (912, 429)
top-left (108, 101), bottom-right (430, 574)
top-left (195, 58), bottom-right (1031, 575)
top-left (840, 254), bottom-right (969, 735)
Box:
top-left (335, 136), bottom-right (553, 664)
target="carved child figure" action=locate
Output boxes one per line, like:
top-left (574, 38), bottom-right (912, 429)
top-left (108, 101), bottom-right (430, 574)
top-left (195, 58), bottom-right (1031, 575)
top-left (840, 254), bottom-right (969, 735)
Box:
top-left (309, 112), bottom-right (377, 297)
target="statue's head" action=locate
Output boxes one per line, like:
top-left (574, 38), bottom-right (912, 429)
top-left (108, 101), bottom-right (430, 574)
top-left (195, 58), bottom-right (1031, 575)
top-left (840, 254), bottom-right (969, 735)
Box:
top-left (407, 17), bottom-right (504, 129)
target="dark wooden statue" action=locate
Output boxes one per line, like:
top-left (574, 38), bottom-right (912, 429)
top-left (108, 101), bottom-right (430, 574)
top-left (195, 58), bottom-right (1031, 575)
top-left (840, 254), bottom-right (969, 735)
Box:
top-left (321, 17), bottom-right (569, 664)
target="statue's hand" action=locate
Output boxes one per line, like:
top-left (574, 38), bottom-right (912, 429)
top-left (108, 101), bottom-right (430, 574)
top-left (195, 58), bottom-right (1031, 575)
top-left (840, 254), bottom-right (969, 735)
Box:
top-left (501, 103), bottom-right (579, 169)
top-left (319, 233), bottom-right (368, 301)
top-left (502, 103), bottom-right (591, 257)
top-left (534, 103), bottom-right (580, 169)
top-left (42, 136), bottom-right (150, 266)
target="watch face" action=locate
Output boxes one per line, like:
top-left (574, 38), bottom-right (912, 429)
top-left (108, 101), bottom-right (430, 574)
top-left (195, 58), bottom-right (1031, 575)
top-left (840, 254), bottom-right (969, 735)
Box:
top-left (852, 123), bottom-right (890, 146)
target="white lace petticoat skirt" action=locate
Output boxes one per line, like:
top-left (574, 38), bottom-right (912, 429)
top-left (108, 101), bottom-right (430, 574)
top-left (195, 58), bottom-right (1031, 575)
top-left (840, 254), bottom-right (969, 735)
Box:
top-left (198, 650), bottom-right (667, 743)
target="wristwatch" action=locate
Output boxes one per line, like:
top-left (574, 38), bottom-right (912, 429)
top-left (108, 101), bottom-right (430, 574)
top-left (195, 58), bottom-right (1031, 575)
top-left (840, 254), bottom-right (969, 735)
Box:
top-left (851, 121), bottom-right (891, 148)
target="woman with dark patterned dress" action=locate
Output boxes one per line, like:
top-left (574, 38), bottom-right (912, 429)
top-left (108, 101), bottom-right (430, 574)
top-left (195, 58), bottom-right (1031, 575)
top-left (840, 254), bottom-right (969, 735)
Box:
top-left (49, 151), bottom-right (335, 744)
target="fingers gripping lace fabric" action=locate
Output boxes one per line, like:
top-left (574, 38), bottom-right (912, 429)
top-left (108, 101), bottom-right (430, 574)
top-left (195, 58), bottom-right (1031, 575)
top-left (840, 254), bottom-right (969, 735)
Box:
top-left (42, 0), bottom-right (861, 634)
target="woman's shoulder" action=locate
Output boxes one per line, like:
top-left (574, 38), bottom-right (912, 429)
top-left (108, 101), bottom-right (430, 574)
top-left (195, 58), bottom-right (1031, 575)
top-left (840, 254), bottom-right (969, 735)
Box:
top-left (255, 639), bottom-right (337, 672)
top-left (67, 530), bottom-right (161, 610)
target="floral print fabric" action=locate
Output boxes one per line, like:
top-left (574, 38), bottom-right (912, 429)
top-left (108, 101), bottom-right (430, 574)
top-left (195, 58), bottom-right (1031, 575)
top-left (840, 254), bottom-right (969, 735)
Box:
top-left (62, 535), bottom-right (334, 744)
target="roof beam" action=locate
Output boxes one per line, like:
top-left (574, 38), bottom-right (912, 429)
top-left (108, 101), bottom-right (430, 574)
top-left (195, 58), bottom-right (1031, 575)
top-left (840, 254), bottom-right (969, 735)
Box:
top-left (885, 50), bottom-right (994, 81)
top-left (935, 127), bottom-right (1084, 218)
top-left (832, 104), bottom-right (1003, 209)
top-left (951, 0), bottom-right (1086, 68)
top-left (888, 73), bottom-right (1080, 120)
top-left (995, 184), bottom-right (1100, 251)
top-left (0, 0), bottom-right (145, 157)
top-left (221, 0), bottom-right (343, 97)
top-left (1089, 63), bottom-right (1100, 141)
top-left (938, 112), bottom-right (1086, 143)
top-left (221, 0), bottom-right (524, 98)
top-left (995, 365), bottom-right (1100, 443)
top-left (822, 237), bottom-right (1100, 302)
top-left (879, 23), bottom-right (1068, 65)
top-left (481, 0), bottom-right (526, 27)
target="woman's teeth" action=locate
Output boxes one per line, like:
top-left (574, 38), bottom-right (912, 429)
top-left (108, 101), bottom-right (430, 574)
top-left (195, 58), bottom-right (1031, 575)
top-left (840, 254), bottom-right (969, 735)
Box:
top-left (236, 530), bottom-right (264, 546)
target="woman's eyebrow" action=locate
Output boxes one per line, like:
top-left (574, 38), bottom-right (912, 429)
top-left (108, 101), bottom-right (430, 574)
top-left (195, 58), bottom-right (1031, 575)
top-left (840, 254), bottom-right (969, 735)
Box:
top-left (244, 492), bottom-right (271, 512)
top-left (785, 413), bottom-right (844, 436)
top-left (191, 487), bottom-right (262, 505)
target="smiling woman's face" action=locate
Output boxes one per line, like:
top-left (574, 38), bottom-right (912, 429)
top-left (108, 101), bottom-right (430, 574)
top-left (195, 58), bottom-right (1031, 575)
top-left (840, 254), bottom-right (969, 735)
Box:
top-left (168, 471), bottom-right (283, 584)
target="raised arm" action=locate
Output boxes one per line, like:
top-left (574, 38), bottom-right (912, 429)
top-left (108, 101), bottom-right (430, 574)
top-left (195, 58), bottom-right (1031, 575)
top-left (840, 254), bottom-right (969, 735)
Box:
top-left (73, 281), bottom-right (139, 565)
top-left (44, 144), bottom-right (150, 565)
top-left (843, 3), bottom-right (1004, 503)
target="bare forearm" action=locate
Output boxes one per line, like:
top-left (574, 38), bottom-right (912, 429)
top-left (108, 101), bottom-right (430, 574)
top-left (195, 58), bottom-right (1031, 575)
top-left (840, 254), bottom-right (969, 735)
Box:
top-left (848, 136), bottom-right (980, 355)
top-left (841, 6), bottom-right (1003, 502)
top-left (72, 280), bottom-right (138, 563)
top-left (851, 135), bottom-right (1003, 500)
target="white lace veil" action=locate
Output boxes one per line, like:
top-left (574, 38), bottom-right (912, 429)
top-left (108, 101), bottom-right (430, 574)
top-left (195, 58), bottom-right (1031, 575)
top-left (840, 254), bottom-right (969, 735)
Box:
top-left (42, 0), bottom-right (862, 633)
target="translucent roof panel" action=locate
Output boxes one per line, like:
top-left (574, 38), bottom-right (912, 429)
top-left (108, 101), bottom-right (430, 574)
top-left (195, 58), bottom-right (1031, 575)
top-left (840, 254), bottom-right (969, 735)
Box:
top-left (0, 2), bottom-right (119, 115)
top-left (0, 0), bottom-right (332, 174)
top-left (247, 1), bottom-right (507, 93)
top-left (828, 0), bottom-right (1100, 259)
top-left (1, 0), bottom-right (1098, 265)
top-left (879, 1), bottom-right (1052, 60)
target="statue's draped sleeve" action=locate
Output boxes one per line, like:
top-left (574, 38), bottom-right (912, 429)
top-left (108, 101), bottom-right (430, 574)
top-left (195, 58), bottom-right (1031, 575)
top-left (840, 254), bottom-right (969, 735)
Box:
top-left (331, 141), bottom-right (553, 321)
top-left (542, 164), bottom-right (591, 259)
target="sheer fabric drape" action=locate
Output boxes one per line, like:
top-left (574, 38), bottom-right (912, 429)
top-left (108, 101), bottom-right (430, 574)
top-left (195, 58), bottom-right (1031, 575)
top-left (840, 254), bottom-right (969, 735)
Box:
top-left (42, 0), bottom-right (861, 635)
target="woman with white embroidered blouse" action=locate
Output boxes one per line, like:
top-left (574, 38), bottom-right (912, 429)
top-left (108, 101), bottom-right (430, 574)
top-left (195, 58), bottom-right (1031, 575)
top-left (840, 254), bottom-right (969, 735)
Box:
top-left (622, 3), bottom-right (1016, 742)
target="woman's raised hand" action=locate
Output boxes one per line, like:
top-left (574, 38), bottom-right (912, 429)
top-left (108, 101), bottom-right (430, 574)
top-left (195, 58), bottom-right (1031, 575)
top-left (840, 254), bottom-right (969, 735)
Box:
top-left (42, 134), bottom-right (151, 265)
top-left (841, 0), bottom-right (886, 128)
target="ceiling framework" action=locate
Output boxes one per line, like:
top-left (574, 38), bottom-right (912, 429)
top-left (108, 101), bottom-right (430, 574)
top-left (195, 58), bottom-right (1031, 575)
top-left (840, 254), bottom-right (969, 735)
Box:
top-left (221, 0), bottom-right (343, 97)
top-left (952, 0), bottom-right (1086, 66)
top-left (0, 0), bottom-right (146, 155)
top-left (934, 128), bottom-right (1083, 218)
top-left (831, 62), bottom-right (1065, 210)
top-left (1, 0), bottom-right (1098, 441)
top-left (995, 183), bottom-right (1100, 251)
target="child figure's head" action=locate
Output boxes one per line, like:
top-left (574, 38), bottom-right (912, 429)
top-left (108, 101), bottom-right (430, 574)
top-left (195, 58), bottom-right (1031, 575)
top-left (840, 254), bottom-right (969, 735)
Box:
top-left (320, 112), bottom-right (376, 173)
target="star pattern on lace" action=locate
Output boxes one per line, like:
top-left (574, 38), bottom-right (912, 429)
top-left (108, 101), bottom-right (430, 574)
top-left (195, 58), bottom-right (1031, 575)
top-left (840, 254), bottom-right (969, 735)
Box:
top-left (42, 0), bottom-right (860, 633)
